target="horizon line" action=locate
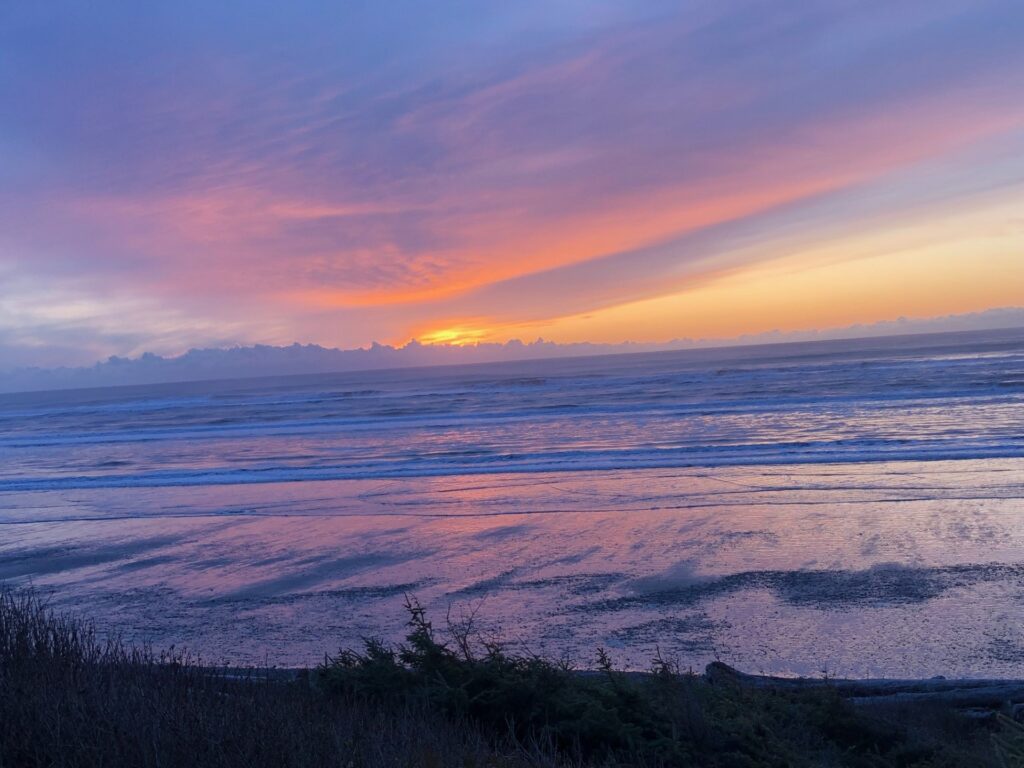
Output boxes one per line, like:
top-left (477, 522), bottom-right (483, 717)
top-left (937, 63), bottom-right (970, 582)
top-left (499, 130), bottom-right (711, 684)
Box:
top-left (2, 308), bottom-right (1022, 396)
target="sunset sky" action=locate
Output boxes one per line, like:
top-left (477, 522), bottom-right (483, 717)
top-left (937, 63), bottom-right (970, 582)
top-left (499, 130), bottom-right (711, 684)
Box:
top-left (2, 0), bottom-right (1023, 367)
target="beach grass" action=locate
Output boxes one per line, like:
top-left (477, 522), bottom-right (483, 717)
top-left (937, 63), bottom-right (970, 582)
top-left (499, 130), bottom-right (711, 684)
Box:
top-left (0, 587), bottom-right (1009, 767)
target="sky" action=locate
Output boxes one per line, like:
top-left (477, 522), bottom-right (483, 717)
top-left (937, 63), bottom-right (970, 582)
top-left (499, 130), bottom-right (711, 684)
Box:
top-left (1, 0), bottom-right (1023, 369)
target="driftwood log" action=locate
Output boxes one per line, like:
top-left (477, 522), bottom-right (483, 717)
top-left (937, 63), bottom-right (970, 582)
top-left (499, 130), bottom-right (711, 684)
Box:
top-left (705, 662), bottom-right (1024, 713)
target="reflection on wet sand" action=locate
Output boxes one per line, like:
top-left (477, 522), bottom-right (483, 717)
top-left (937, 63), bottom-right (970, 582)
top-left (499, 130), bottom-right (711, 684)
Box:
top-left (2, 458), bottom-right (1023, 678)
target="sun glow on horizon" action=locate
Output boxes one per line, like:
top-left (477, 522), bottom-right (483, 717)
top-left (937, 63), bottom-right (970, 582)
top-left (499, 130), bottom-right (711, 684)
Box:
top-left (417, 326), bottom-right (491, 346)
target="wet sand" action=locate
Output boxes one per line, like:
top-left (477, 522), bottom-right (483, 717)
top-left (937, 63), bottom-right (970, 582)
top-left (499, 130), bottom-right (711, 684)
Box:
top-left (3, 458), bottom-right (1023, 677)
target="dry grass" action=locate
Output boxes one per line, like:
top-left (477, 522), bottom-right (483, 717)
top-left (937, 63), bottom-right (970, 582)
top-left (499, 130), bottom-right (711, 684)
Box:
top-left (0, 588), bottom-right (548, 768)
top-left (0, 587), bottom-right (1010, 767)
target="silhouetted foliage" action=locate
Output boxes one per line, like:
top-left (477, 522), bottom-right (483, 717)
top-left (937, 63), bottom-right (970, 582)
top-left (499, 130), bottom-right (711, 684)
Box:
top-left (318, 596), bottom-right (999, 767)
top-left (0, 587), bottom-right (1007, 767)
top-left (0, 589), bottom-right (536, 768)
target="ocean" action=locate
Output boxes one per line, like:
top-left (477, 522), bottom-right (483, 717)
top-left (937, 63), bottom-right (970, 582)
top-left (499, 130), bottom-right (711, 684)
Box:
top-left (2, 327), bottom-right (1024, 677)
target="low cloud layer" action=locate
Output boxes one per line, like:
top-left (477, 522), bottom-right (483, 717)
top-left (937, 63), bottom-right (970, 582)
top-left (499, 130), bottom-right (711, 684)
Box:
top-left (2, 308), bottom-right (1020, 393)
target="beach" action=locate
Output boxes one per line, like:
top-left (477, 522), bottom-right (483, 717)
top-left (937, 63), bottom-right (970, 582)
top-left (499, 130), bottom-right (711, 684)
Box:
top-left (2, 329), bottom-right (1023, 675)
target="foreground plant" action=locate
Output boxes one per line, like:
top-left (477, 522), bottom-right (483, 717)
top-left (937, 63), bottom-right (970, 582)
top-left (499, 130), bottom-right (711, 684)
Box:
top-left (0, 587), bottom-right (1008, 768)
top-left (317, 596), bottom-right (999, 767)
top-left (0, 588), bottom-right (528, 768)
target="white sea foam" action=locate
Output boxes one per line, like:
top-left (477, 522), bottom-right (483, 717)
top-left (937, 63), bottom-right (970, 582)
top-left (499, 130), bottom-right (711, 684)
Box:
top-left (1, 330), bottom-right (1021, 489)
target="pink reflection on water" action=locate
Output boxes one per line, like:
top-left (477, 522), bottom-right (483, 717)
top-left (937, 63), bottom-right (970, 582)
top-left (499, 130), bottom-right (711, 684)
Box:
top-left (2, 458), bottom-right (1024, 676)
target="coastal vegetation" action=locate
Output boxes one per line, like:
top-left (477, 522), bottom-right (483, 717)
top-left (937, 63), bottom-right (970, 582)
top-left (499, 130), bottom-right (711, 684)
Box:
top-left (1, 588), bottom-right (1017, 767)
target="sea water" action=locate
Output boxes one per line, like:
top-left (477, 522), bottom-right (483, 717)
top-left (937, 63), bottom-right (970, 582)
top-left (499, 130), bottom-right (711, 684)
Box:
top-left (2, 328), bottom-right (1023, 676)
